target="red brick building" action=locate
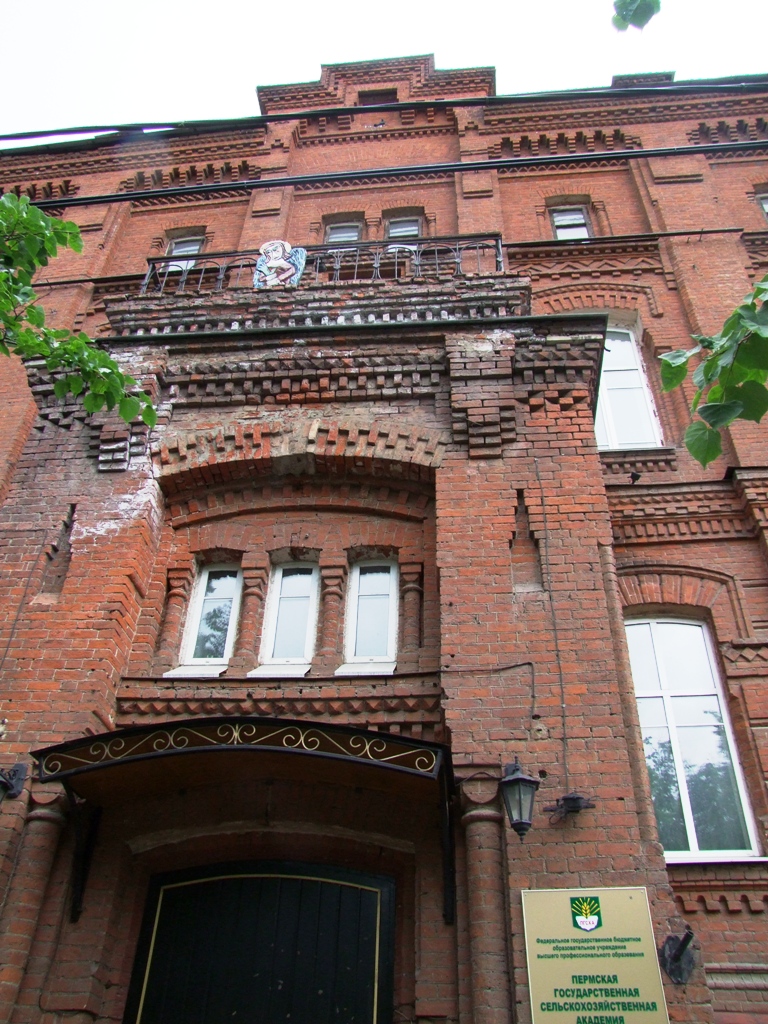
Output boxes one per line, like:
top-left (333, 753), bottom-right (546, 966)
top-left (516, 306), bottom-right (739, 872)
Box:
top-left (1, 54), bottom-right (768, 1024)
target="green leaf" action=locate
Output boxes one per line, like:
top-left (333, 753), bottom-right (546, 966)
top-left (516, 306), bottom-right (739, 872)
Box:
top-left (141, 404), bottom-right (158, 428)
top-left (729, 380), bottom-right (768, 422)
top-left (67, 373), bottom-right (85, 397)
top-left (660, 358), bottom-right (688, 391)
top-left (685, 421), bottom-right (723, 468)
top-left (53, 379), bottom-right (70, 400)
top-left (83, 392), bottom-right (105, 414)
top-left (697, 400), bottom-right (744, 429)
top-left (26, 305), bottom-right (45, 328)
top-left (118, 395), bottom-right (141, 422)
top-left (737, 334), bottom-right (768, 370)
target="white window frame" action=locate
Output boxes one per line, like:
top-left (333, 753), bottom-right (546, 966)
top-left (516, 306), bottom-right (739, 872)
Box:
top-left (166, 236), bottom-right (205, 274)
top-left (625, 617), bottom-right (760, 862)
top-left (165, 565), bottom-right (243, 678)
top-left (336, 561), bottom-right (399, 676)
top-left (551, 207), bottom-right (591, 240)
top-left (325, 222), bottom-right (363, 245)
top-left (250, 563), bottom-right (320, 677)
top-left (595, 328), bottom-right (663, 450)
top-left (759, 195), bottom-right (768, 221)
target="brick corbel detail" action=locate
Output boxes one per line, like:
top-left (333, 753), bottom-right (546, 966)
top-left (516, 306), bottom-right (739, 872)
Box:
top-left (446, 335), bottom-right (514, 458)
top-left (317, 562), bottom-right (348, 667)
top-left (230, 558), bottom-right (270, 670)
top-left (460, 781), bottom-right (511, 1024)
top-left (155, 564), bottom-right (195, 667)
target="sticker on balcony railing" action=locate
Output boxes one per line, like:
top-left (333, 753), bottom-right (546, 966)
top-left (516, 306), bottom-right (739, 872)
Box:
top-left (253, 240), bottom-right (307, 288)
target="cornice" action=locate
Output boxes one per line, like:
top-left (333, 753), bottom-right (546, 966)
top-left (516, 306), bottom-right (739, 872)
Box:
top-left (293, 170), bottom-right (454, 192)
top-left (608, 481), bottom-right (757, 546)
top-left (292, 124), bottom-right (456, 148)
top-left (480, 95), bottom-right (768, 134)
top-left (506, 237), bottom-right (665, 282)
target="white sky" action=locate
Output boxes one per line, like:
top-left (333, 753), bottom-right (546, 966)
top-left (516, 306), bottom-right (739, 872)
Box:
top-left (2, 0), bottom-right (766, 142)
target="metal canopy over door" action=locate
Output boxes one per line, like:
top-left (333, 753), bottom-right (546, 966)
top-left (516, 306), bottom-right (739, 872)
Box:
top-left (123, 862), bottom-right (395, 1024)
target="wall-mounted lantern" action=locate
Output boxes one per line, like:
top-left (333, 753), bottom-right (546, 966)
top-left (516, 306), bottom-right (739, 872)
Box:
top-left (499, 759), bottom-right (541, 841)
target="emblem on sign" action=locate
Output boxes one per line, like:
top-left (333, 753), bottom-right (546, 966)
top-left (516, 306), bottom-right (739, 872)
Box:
top-left (570, 895), bottom-right (602, 931)
top-left (253, 239), bottom-right (307, 288)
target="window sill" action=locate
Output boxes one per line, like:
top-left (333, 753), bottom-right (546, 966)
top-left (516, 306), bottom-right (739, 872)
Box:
top-left (335, 661), bottom-right (396, 676)
top-left (664, 853), bottom-right (767, 865)
top-left (248, 663), bottom-right (311, 678)
top-left (163, 664), bottom-right (227, 678)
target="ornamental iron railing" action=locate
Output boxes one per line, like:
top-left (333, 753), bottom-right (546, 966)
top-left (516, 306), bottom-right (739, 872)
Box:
top-left (140, 234), bottom-right (505, 295)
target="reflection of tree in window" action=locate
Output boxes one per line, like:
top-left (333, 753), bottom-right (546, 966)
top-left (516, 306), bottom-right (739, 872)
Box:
top-left (193, 570), bottom-right (238, 659)
top-left (627, 618), bottom-right (755, 856)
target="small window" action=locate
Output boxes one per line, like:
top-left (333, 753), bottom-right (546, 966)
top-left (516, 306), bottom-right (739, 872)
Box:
top-left (325, 222), bottom-right (363, 244)
top-left (358, 89), bottom-right (398, 106)
top-left (625, 619), bottom-right (759, 860)
top-left (386, 217), bottom-right (421, 240)
top-left (595, 329), bottom-right (662, 450)
top-left (551, 207), bottom-right (591, 240)
top-left (337, 562), bottom-right (398, 676)
top-left (166, 566), bottom-right (242, 677)
top-left (166, 236), bottom-right (204, 273)
top-left (251, 564), bottom-right (320, 677)
top-left (759, 195), bottom-right (768, 221)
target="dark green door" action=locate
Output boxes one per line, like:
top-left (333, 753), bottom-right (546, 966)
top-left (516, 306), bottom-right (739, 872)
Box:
top-left (124, 863), bottom-right (395, 1024)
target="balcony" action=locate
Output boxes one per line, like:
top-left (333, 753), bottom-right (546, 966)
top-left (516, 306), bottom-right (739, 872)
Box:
top-left (140, 234), bottom-right (505, 295)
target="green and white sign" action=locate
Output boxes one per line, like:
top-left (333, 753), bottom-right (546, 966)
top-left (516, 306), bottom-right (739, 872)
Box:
top-left (522, 887), bottom-right (669, 1024)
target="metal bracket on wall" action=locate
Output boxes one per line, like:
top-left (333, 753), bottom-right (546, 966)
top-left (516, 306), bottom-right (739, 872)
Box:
top-left (658, 926), bottom-right (695, 984)
top-left (0, 763), bottom-right (28, 801)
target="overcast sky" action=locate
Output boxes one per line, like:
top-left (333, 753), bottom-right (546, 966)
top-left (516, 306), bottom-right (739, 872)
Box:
top-left (2, 0), bottom-right (766, 143)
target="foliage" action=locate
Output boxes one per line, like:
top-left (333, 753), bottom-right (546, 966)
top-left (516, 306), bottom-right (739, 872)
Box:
top-left (659, 274), bottom-right (768, 467)
top-left (612, 0), bottom-right (661, 29)
top-left (0, 193), bottom-right (156, 427)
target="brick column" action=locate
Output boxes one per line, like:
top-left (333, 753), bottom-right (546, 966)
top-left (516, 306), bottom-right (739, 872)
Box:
top-left (400, 562), bottom-right (423, 670)
top-left (460, 780), bottom-right (511, 1024)
top-left (0, 789), bottom-right (66, 1024)
top-left (156, 565), bottom-right (195, 666)
top-left (317, 562), bottom-right (347, 668)
top-left (231, 561), bottom-right (269, 670)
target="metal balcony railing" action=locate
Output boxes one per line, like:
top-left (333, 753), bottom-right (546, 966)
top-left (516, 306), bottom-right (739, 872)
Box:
top-left (140, 234), bottom-right (505, 295)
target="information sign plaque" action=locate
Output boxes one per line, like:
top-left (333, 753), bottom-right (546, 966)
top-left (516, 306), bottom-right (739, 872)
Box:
top-left (522, 887), bottom-right (669, 1024)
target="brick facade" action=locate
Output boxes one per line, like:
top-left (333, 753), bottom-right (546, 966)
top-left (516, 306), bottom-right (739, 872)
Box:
top-left (1, 55), bottom-right (768, 1024)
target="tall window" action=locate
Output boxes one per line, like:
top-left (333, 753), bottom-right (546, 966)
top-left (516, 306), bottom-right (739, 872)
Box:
top-left (337, 562), bottom-right (398, 675)
top-left (166, 236), bottom-right (205, 273)
top-left (760, 195), bottom-right (768, 221)
top-left (172, 566), bottom-right (242, 676)
top-left (551, 207), bottom-right (591, 240)
top-left (595, 328), bottom-right (662, 449)
top-left (253, 564), bottom-right (320, 676)
top-left (625, 619), bottom-right (758, 860)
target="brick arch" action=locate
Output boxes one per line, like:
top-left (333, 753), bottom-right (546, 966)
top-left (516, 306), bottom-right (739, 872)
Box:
top-left (151, 418), bottom-right (448, 498)
top-left (533, 283), bottom-right (662, 318)
top-left (616, 561), bottom-right (751, 639)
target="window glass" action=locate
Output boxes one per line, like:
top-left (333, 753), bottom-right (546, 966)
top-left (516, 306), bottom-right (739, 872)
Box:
top-left (166, 236), bottom-right (204, 274)
top-left (625, 619), bottom-right (757, 858)
top-left (271, 566), bottom-right (316, 659)
top-left (551, 208), bottom-right (590, 240)
top-left (355, 566), bottom-right (392, 656)
top-left (188, 567), bottom-right (241, 662)
top-left (255, 564), bottom-right (320, 674)
top-left (325, 223), bottom-right (362, 244)
top-left (387, 218), bottom-right (421, 239)
top-left (760, 195), bottom-right (768, 219)
top-left (338, 562), bottom-right (398, 674)
top-left (595, 329), bottom-right (662, 450)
